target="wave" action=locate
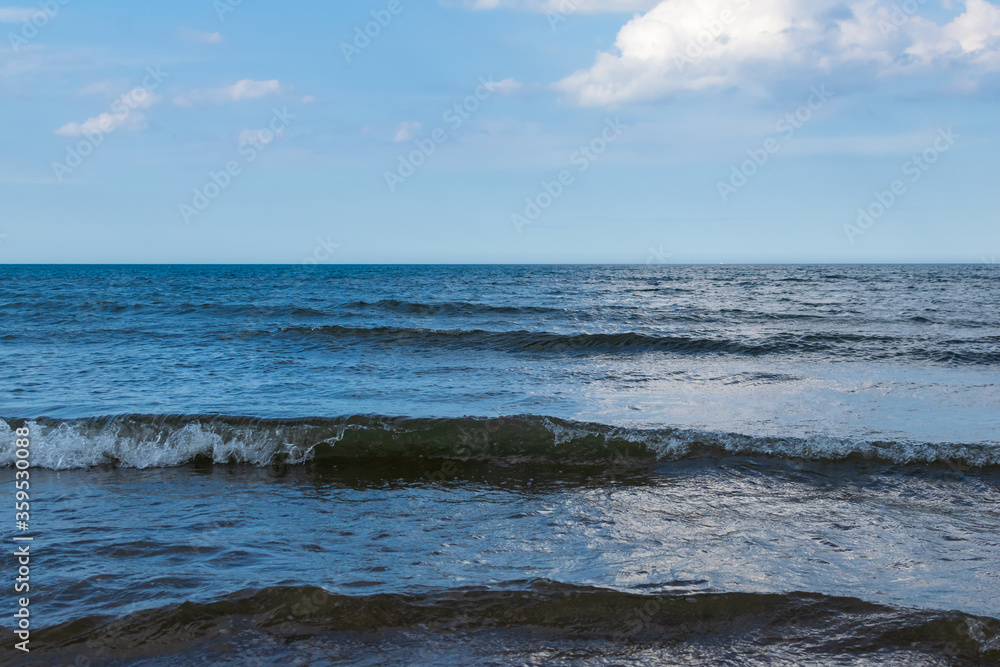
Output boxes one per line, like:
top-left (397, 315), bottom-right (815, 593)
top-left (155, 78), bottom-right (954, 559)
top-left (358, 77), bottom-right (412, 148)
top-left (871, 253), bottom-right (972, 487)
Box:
top-left (341, 299), bottom-right (565, 316)
top-left (274, 325), bottom-right (1000, 363)
top-left (20, 582), bottom-right (1000, 663)
top-left (281, 325), bottom-right (759, 354)
top-left (2, 414), bottom-right (997, 471)
top-left (0, 300), bottom-right (331, 318)
top-left (277, 325), bottom-right (851, 355)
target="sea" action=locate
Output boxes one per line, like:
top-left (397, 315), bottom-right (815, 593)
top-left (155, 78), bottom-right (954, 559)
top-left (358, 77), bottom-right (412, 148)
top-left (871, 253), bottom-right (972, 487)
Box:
top-left (1, 264), bottom-right (998, 665)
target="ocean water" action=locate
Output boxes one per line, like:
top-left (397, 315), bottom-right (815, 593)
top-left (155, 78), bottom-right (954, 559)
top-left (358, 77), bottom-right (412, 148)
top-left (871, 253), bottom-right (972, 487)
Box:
top-left (1, 264), bottom-right (998, 665)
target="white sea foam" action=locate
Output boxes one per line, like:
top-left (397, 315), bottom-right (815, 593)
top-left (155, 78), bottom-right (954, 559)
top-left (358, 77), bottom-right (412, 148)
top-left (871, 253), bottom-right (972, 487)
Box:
top-left (1, 416), bottom-right (997, 471)
top-left (0, 419), bottom-right (318, 470)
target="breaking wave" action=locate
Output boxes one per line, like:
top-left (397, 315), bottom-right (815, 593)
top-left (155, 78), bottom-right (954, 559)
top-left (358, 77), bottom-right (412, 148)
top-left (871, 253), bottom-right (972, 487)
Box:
top-left (2, 414), bottom-right (997, 471)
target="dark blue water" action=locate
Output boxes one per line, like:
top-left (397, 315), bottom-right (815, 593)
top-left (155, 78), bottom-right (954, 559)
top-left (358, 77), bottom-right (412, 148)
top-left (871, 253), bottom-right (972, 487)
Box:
top-left (1, 265), bottom-right (998, 665)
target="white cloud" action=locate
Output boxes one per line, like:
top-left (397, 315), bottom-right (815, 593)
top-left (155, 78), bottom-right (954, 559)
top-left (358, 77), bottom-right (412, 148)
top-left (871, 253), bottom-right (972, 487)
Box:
top-left (54, 88), bottom-right (158, 137)
top-left (0, 7), bottom-right (35, 22)
top-left (906, 0), bottom-right (1000, 66)
top-left (178, 28), bottom-right (224, 44)
top-left (174, 79), bottom-right (285, 106)
top-left (483, 76), bottom-right (522, 93)
top-left (394, 121), bottom-right (422, 142)
top-left (554, 0), bottom-right (1000, 105)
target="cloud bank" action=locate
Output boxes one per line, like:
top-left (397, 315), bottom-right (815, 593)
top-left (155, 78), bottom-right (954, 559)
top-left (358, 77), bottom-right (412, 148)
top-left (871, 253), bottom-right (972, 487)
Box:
top-left (551, 0), bottom-right (1000, 105)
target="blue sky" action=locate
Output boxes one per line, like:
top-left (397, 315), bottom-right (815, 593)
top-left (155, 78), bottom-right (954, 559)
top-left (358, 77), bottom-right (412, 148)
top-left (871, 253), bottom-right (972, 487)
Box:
top-left (1, 0), bottom-right (998, 263)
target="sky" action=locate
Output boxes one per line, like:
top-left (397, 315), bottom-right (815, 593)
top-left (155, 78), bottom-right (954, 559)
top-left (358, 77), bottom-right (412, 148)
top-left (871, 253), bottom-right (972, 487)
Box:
top-left (1, 0), bottom-right (999, 264)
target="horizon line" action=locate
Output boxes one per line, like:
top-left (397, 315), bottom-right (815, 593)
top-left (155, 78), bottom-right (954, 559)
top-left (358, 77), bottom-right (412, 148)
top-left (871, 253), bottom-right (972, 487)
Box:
top-left (0, 262), bottom-right (994, 267)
